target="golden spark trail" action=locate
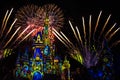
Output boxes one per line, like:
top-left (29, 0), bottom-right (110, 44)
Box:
top-left (1, 18), bottom-right (17, 45)
top-left (76, 26), bottom-right (83, 46)
top-left (60, 31), bottom-right (74, 47)
top-left (14, 29), bottom-right (35, 47)
top-left (5, 18), bottom-right (17, 37)
top-left (52, 28), bottom-right (69, 45)
top-left (89, 15), bottom-right (92, 45)
top-left (1, 8), bottom-right (13, 38)
top-left (15, 25), bottom-right (30, 42)
top-left (105, 23), bottom-right (116, 37)
top-left (69, 20), bottom-right (79, 42)
top-left (52, 31), bottom-right (69, 48)
top-left (1, 10), bottom-right (9, 30)
top-left (110, 40), bottom-right (120, 48)
top-left (0, 10), bottom-right (9, 38)
top-left (3, 27), bottom-right (20, 48)
top-left (14, 29), bottom-right (35, 48)
top-left (82, 17), bottom-right (87, 44)
top-left (17, 29), bottom-right (35, 45)
top-left (99, 14), bottom-right (111, 39)
top-left (108, 27), bottom-right (120, 41)
top-left (10, 25), bottom-right (30, 47)
top-left (93, 11), bottom-right (102, 37)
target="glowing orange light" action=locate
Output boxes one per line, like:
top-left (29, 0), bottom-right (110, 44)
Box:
top-left (31, 26), bottom-right (44, 36)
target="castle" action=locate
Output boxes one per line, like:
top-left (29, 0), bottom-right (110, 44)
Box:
top-left (15, 17), bottom-right (70, 80)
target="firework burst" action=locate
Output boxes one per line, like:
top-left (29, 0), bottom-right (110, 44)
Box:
top-left (41, 4), bottom-right (64, 30)
top-left (53, 11), bottom-right (120, 68)
top-left (15, 4), bottom-right (64, 38)
top-left (15, 4), bottom-right (41, 37)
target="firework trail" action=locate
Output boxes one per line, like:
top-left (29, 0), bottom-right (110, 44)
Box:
top-left (0, 8), bottom-right (18, 58)
top-left (53, 11), bottom-right (120, 68)
top-left (0, 8), bottom-right (35, 59)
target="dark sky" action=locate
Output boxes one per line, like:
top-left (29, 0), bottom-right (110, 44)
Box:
top-left (0, 0), bottom-right (119, 17)
top-left (0, 0), bottom-right (120, 32)
top-left (0, 0), bottom-right (120, 24)
top-left (0, 0), bottom-right (120, 77)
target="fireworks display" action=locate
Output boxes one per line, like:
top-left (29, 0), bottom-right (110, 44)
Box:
top-left (15, 4), bottom-right (64, 37)
top-left (41, 4), bottom-right (64, 30)
top-left (0, 4), bottom-right (64, 59)
top-left (53, 11), bottom-right (120, 68)
top-left (0, 8), bottom-right (35, 59)
top-left (15, 4), bottom-right (40, 37)
top-left (0, 8), bottom-right (18, 58)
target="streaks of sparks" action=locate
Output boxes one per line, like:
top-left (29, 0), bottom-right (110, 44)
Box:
top-left (3, 27), bottom-right (21, 48)
top-left (53, 11), bottom-right (120, 68)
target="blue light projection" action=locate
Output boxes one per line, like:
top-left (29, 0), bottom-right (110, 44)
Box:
top-left (33, 72), bottom-right (43, 80)
top-left (44, 45), bottom-right (50, 56)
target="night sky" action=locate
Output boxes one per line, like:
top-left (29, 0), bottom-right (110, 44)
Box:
top-left (0, 0), bottom-right (120, 79)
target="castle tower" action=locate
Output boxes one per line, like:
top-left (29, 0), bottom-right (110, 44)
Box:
top-left (15, 14), bottom-right (65, 80)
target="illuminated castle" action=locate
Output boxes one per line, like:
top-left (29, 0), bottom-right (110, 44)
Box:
top-left (15, 17), bottom-right (70, 80)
